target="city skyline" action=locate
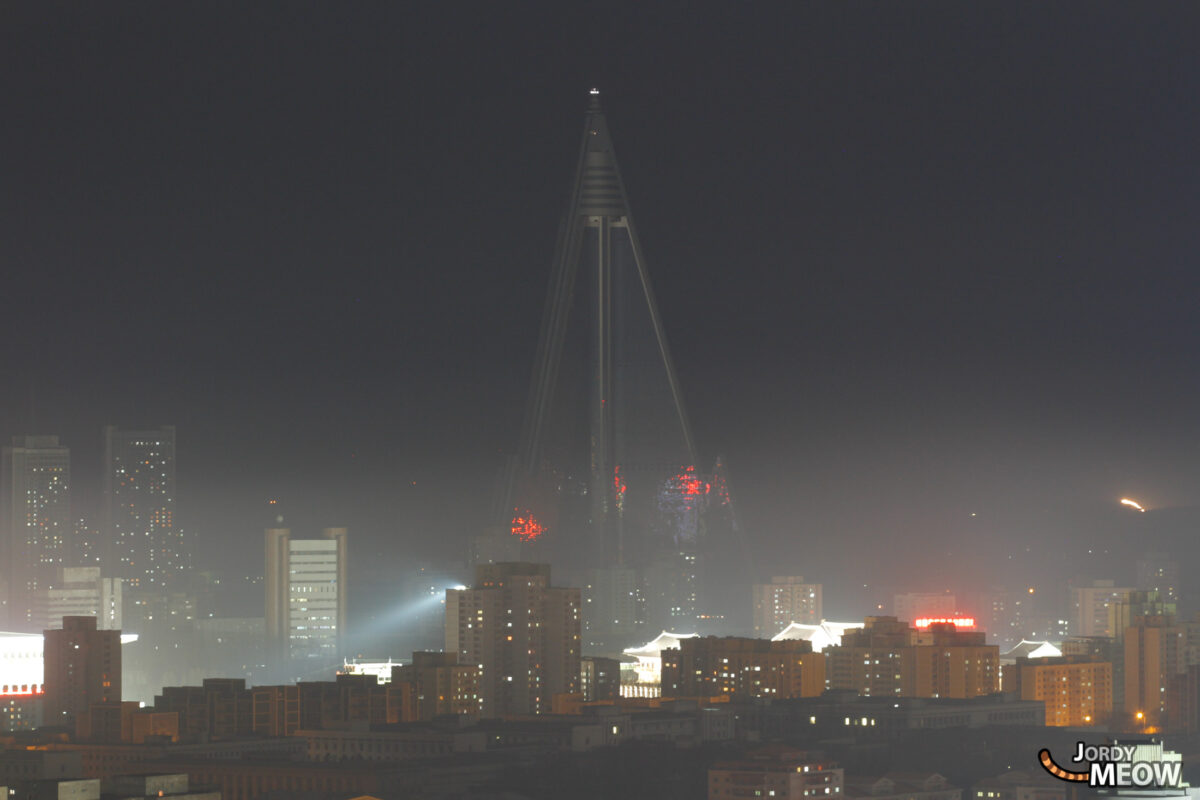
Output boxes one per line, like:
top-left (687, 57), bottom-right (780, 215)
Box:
top-left (6, 4), bottom-right (1200, 795)
top-left (1, 7), bottom-right (1198, 621)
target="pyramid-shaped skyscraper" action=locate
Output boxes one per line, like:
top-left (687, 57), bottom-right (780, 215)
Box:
top-left (497, 92), bottom-right (747, 651)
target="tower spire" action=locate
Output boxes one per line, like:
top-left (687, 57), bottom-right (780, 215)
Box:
top-left (513, 92), bottom-right (698, 527)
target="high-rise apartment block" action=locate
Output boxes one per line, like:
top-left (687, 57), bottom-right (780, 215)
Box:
top-left (445, 562), bottom-right (580, 717)
top-left (43, 616), bottom-right (121, 729)
top-left (1136, 552), bottom-right (1180, 604)
top-left (753, 576), bottom-right (822, 638)
top-left (2, 436), bottom-right (70, 630)
top-left (1124, 614), bottom-right (1185, 729)
top-left (1110, 591), bottom-right (1176, 640)
top-left (103, 426), bottom-right (183, 590)
top-left (1062, 634), bottom-right (1126, 713)
top-left (1009, 655), bottom-right (1112, 727)
top-left (909, 624), bottom-right (999, 698)
top-left (265, 528), bottom-right (348, 670)
top-left (825, 616), bottom-right (914, 697)
top-left (582, 566), bottom-right (640, 652)
top-left (660, 636), bottom-right (825, 699)
top-left (1071, 580), bottom-right (1134, 638)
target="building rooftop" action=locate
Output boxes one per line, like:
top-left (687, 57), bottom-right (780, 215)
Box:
top-left (771, 621), bottom-right (863, 651)
top-left (623, 631), bottom-right (698, 658)
top-left (1003, 640), bottom-right (1062, 660)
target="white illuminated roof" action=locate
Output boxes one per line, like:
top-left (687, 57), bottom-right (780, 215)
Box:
top-left (1003, 640), bottom-right (1062, 660)
top-left (623, 631), bottom-right (698, 658)
top-left (771, 620), bottom-right (862, 652)
top-left (339, 659), bottom-right (407, 683)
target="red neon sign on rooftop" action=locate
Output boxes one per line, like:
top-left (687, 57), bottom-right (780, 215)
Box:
top-left (913, 617), bottom-right (976, 629)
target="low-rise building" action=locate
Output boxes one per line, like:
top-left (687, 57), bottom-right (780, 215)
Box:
top-left (153, 674), bottom-right (412, 740)
top-left (844, 773), bottom-right (962, 800)
top-left (296, 726), bottom-right (488, 761)
top-left (77, 701), bottom-right (179, 744)
top-left (661, 637), bottom-right (825, 699)
top-left (972, 770), bottom-right (1067, 800)
top-left (746, 690), bottom-right (1045, 741)
top-left (392, 652), bottom-right (478, 720)
top-left (709, 748), bottom-right (842, 800)
top-left (103, 772), bottom-right (220, 799)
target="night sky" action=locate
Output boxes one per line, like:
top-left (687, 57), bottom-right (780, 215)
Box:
top-left (3, 3), bottom-right (1199, 617)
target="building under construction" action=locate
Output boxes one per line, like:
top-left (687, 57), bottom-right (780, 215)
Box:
top-left (490, 93), bottom-right (751, 653)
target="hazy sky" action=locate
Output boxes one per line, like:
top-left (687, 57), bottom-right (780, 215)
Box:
top-left (3, 3), bottom-right (1199, 616)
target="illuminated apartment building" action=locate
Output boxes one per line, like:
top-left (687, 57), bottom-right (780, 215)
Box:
top-left (1010, 655), bottom-right (1112, 727)
top-left (908, 623), bottom-right (999, 699)
top-left (660, 636), bottom-right (825, 699)
top-left (2, 436), bottom-right (70, 630)
top-left (825, 616), bottom-right (914, 696)
top-left (1125, 614), bottom-right (1185, 730)
top-left (826, 617), bottom-right (998, 699)
top-left (445, 562), bottom-right (580, 717)
top-left (753, 576), bottom-right (822, 638)
top-left (103, 426), bottom-right (183, 590)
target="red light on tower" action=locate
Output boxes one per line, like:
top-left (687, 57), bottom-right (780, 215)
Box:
top-left (510, 509), bottom-right (546, 542)
top-left (613, 465), bottom-right (627, 511)
top-left (671, 465), bottom-right (709, 497)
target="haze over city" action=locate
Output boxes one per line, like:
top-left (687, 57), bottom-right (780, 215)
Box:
top-left (5, 3), bottom-right (1198, 621)
top-left (2, 3), bottom-right (1199, 798)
